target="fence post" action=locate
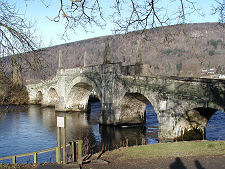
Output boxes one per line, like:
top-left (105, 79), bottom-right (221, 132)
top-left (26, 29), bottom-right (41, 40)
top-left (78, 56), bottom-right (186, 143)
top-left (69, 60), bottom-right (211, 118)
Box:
top-left (62, 120), bottom-right (66, 164)
top-left (12, 156), bottom-right (16, 164)
top-left (56, 147), bottom-right (60, 164)
top-left (57, 116), bottom-right (66, 164)
top-left (71, 141), bottom-right (75, 162)
top-left (56, 126), bottom-right (61, 164)
top-left (33, 152), bottom-right (37, 164)
top-left (77, 140), bottom-right (83, 160)
top-left (126, 138), bottom-right (129, 147)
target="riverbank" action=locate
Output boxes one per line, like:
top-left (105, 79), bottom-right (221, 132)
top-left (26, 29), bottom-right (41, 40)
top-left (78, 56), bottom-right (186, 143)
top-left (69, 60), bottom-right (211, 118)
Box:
top-left (0, 72), bottom-right (28, 106)
top-left (0, 84), bottom-right (28, 106)
top-left (1, 141), bottom-right (224, 169)
top-left (82, 140), bottom-right (225, 169)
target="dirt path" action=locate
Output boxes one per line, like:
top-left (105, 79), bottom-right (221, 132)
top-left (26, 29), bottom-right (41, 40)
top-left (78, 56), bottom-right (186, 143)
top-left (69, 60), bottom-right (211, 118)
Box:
top-left (82, 154), bottom-right (225, 169)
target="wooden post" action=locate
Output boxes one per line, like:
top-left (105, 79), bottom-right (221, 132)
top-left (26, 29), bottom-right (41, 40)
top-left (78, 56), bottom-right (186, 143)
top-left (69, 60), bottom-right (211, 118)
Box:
top-left (203, 127), bottom-right (205, 140)
top-left (12, 156), bottom-right (16, 164)
top-left (56, 147), bottom-right (60, 164)
top-left (126, 138), bottom-right (129, 147)
top-left (142, 138), bottom-right (145, 145)
top-left (33, 152), bottom-right (37, 164)
top-left (62, 126), bottom-right (66, 164)
top-left (71, 141), bottom-right (75, 162)
top-left (56, 116), bottom-right (67, 164)
top-left (56, 127), bottom-right (61, 164)
top-left (77, 140), bottom-right (83, 160)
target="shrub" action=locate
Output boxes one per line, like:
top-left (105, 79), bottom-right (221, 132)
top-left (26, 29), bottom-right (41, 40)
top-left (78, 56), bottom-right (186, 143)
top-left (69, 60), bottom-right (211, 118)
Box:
top-left (161, 48), bottom-right (186, 57)
top-left (162, 48), bottom-right (173, 55)
top-left (208, 39), bottom-right (218, 49)
top-left (176, 62), bottom-right (182, 72)
top-left (208, 50), bottom-right (215, 56)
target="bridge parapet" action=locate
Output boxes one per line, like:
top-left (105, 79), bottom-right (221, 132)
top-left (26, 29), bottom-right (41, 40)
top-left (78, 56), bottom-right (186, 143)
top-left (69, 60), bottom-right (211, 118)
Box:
top-left (57, 67), bottom-right (82, 76)
top-left (121, 64), bottom-right (151, 76)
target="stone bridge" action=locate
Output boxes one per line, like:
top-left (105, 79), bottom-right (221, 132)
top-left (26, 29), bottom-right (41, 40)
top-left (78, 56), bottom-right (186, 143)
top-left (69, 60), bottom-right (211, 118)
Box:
top-left (26, 59), bottom-right (225, 142)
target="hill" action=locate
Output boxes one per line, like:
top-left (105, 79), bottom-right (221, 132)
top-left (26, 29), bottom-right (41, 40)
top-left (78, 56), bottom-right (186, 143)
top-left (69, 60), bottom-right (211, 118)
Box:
top-left (25, 22), bottom-right (225, 81)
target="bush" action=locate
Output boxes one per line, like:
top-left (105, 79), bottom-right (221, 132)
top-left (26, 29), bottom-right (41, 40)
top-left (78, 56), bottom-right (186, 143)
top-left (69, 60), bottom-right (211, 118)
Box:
top-left (208, 39), bottom-right (223, 49)
top-left (162, 48), bottom-right (173, 55)
top-left (208, 50), bottom-right (215, 56)
top-left (161, 48), bottom-right (186, 57)
top-left (176, 62), bottom-right (182, 72)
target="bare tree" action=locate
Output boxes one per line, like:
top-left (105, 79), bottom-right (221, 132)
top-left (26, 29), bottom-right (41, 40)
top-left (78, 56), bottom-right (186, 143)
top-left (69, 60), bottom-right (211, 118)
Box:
top-left (0, 0), bottom-right (48, 105)
top-left (213, 0), bottom-right (225, 25)
top-left (47, 0), bottom-right (106, 40)
top-left (0, 0), bottom-right (44, 78)
top-left (0, 0), bottom-right (51, 84)
top-left (47, 0), bottom-right (206, 40)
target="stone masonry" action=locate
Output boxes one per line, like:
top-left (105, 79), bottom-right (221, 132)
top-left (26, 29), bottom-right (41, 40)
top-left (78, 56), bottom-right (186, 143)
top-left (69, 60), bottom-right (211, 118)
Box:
top-left (26, 59), bottom-right (225, 142)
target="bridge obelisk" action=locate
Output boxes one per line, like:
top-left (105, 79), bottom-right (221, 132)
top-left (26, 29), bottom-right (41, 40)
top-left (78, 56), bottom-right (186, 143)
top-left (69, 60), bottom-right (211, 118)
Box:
top-left (83, 51), bottom-right (87, 67)
top-left (103, 37), bottom-right (110, 64)
top-left (136, 40), bottom-right (142, 64)
top-left (58, 50), bottom-right (63, 69)
top-left (55, 49), bottom-right (67, 111)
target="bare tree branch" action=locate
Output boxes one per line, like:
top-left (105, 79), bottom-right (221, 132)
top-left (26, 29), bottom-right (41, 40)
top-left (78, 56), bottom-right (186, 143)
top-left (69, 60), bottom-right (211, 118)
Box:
top-left (45, 0), bottom-right (222, 43)
top-left (0, 0), bottom-right (47, 82)
top-left (212, 0), bottom-right (225, 25)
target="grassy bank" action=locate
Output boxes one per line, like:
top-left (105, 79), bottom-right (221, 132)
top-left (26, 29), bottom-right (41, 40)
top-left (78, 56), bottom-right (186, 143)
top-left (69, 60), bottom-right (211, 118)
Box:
top-left (103, 141), bottom-right (225, 160)
top-left (1, 141), bottom-right (225, 168)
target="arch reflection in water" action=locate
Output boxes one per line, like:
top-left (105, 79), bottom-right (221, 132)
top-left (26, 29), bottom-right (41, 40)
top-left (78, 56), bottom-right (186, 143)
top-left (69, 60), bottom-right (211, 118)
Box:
top-left (145, 102), bottom-right (158, 144)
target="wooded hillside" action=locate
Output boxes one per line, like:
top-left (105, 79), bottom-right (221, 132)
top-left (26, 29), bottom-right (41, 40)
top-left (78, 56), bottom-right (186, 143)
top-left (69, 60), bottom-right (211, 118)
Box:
top-left (24, 23), bottom-right (225, 81)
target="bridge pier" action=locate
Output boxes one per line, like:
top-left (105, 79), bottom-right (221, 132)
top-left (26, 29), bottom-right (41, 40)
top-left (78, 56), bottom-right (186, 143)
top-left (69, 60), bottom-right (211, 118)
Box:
top-left (99, 97), bottom-right (146, 126)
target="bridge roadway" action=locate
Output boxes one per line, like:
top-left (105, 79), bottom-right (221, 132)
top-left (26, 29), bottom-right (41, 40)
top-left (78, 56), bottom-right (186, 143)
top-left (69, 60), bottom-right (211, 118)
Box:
top-left (26, 62), bottom-right (225, 142)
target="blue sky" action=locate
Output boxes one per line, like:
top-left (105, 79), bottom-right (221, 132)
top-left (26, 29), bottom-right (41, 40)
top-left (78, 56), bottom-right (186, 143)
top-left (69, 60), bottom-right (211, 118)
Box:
top-left (12, 0), bottom-right (220, 47)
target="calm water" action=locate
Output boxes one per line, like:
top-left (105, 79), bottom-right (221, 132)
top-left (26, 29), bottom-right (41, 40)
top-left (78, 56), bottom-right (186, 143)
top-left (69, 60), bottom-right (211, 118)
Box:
top-left (0, 104), bottom-right (224, 163)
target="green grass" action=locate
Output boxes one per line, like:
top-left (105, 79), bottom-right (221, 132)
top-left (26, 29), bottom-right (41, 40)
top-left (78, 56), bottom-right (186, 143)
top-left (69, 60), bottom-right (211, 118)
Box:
top-left (105, 141), bottom-right (225, 160)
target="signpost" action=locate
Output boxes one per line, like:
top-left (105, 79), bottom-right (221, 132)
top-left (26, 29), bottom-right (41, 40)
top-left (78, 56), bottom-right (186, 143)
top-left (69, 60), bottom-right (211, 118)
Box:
top-left (57, 116), bottom-right (65, 128)
top-left (56, 116), bottom-right (66, 164)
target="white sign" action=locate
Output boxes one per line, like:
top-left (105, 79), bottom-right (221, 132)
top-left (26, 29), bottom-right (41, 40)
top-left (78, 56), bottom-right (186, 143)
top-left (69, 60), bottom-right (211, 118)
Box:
top-left (57, 116), bottom-right (65, 128)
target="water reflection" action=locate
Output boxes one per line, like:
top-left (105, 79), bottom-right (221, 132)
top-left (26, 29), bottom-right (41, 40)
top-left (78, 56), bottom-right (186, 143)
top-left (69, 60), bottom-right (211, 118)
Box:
top-left (206, 110), bottom-right (225, 140)
top-left (0, 104), bottom-right (158, 163)
top-left (100, 125), bottom-right (146, 150)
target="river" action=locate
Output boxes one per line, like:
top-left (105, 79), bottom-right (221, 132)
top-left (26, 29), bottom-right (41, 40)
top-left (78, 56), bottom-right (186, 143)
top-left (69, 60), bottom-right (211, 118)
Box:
top-left (0, 103), bottom-right (224, 163)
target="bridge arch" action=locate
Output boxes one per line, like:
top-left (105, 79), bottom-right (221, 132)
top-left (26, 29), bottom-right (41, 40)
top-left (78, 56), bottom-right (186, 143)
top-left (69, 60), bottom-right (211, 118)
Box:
top-left (36, 91), bottom-right (43, 105)
top-left (183, 106), bottom-right (225, 140)
top-left (118, 92), bottom-right (159, 126)
top-left (48, 88), bottom-right (58, 107)
top-left (66, 76), bottom-right (101, 111)
top-left (173, 103), bottom-right (225, 141)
